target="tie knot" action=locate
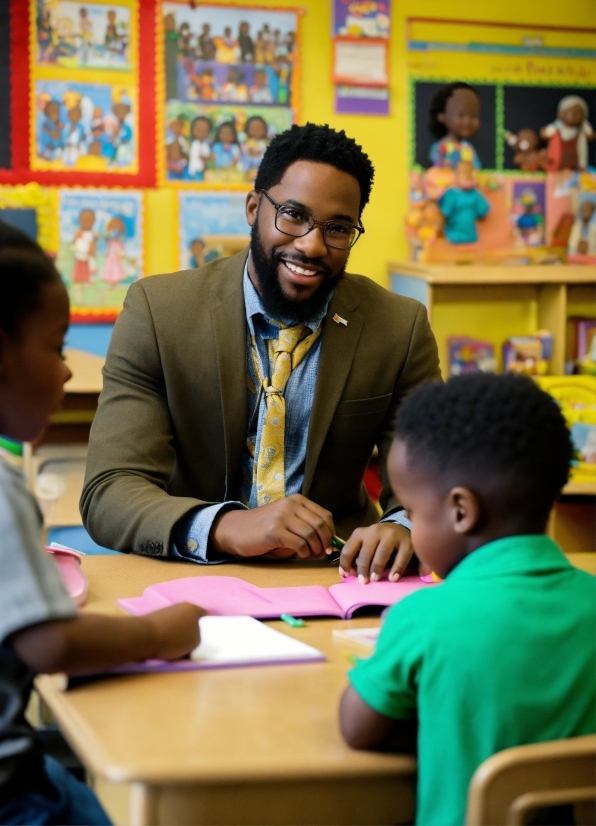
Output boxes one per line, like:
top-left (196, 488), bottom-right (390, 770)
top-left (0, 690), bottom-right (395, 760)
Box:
top-left (274, 325), bottom-right (305, 353)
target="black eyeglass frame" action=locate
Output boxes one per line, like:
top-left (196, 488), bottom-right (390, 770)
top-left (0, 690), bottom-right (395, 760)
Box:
top-left (258, 189), bottom-right (365, 250)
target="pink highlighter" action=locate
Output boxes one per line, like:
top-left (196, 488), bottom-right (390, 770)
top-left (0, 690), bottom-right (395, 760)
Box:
top-left (45, 543), bottom-right (88, 606)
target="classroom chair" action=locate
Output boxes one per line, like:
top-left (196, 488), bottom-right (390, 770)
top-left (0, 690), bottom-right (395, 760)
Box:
top-left (465, 734), bottom-right (596, 826)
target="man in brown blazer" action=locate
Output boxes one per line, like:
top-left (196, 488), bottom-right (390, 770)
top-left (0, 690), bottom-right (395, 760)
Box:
top-left (81, 124), bottom-right (440, 581)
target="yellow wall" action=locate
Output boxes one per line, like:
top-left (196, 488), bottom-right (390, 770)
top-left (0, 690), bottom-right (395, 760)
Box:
top-left (146, 0), bottom-right (595, 286)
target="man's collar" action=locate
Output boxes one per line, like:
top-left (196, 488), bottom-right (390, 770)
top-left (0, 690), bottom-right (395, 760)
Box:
top-left (243, 258), bottom-right (333, 335)
top-left (446, 534), bottom-right (573, 582)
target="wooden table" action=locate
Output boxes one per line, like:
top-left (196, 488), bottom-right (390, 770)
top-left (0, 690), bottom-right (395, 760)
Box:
top-left (36, 555), bottom-right (416, 826)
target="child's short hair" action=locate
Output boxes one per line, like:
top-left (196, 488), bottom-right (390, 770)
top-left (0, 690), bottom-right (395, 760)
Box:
top-left (394, 374), bottom-right (574, 522)
top-left (0, 220), bottom-right (62, 336)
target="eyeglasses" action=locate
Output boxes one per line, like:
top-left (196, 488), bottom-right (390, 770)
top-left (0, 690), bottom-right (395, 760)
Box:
top-left (258, 190), bottom-right (365, 250)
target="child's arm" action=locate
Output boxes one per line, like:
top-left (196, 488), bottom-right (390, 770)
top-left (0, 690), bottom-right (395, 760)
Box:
top-left (9, 603), bottom-right (203, 675)
top-left (340, 684), bottom-right (397, 749)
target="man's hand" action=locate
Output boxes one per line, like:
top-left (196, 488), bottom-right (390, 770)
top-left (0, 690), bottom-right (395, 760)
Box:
top-left (339, 522), bottom-right (427, 583)
top-left (211, 494), bottom-right (335, 559)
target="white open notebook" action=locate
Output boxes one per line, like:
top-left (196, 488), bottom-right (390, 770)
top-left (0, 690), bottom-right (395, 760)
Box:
top-left (190, 616), bottom-right (325, 668)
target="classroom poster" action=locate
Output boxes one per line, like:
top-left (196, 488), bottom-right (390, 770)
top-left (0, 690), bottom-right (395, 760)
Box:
top-left (30, 0), bottom-right (139, 176)
top-left (177, 190), bottom-right (249, 269)
top-left (332, 1), bottom-right (391, 116)
top-left (57, 188), bottom-right (143, 322)
top-left (159, 2), bottom-right (300, 188)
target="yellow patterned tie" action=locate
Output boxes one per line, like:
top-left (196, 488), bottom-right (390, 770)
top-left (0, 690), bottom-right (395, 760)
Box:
top-left (249, 323), bottom-right (322, 505)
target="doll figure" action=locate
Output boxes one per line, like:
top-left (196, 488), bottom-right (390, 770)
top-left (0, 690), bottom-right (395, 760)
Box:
top-left (568, 199), bottom-right (596, 256)
top-left (197, 23), bottom-right (216, 61)
top-left (429, 82), bottom-right (481, 170)
top-left (221, 68), bottom-right (249, 102)
top-left (211, 121), bottom-right (241, 169)
top-left (249, 68), bottom-right (273, 104)
top-left (438, 160), bottom-right (490, 244)
top-left (101, 217), bottom-right (130, 285)
top-left (78, 7), bottom-right (93, 64)
top-left (190, 67), bottom-right (218, 101)
top-left (515, 189), bottom-right (542, 246)
top-left (187, 116), bottom-right (212, 180)
top-left (215, 26), bottom-right (240, 64)
top-left (109, 93), bottom-right (133, 165)
top-left (541, 96), bottom-right (594, 171)
top-left (241, 116), bottom-right (269, 179)
top-left (39, 99), bottom-right (64, 159)
top-left (62, 92), bottom-right (85, 166)
top-left (71, 209), bottom-right (97, 287)
top-left (166, 117), bottom-right (189, 178)
top-left (238, 21), bottom-right (254, 62)
top-left (504, 129), bottom-right (548, 172)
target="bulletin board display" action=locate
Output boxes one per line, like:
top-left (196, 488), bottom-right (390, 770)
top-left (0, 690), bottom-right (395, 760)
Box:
top-left (175, 190), bottom-right (249, 271)
top-left (29, 0), bottom-right (140, 176)
top-left (157, 1), bottom-right (302, 189)
top-left (407, 17), bottom-right (596, 171)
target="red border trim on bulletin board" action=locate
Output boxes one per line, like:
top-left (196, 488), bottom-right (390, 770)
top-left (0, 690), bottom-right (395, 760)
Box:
top-left (2, 0), bottom-right (157, 187)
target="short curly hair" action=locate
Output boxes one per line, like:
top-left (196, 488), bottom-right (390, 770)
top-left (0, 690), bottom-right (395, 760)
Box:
top-left (394, 373), bottom-right (574, 522)
top-left (255, 123), bottom-right (375, 214)
top-left (429, 82), bottom-right (478, 139)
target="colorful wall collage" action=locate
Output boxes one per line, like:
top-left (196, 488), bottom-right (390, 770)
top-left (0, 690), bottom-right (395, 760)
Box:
top-left (404, 18), bottom-right (596, 265)
top-left (1, 0), bottom-right (301, 322)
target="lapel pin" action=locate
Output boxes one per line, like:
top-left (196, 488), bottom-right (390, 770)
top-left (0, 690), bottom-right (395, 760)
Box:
top-left (332, 313), bottom-right (348, 327)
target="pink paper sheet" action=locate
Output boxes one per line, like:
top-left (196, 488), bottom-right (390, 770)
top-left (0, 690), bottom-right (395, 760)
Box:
top-left (118, 575), bottom-right (433, 620)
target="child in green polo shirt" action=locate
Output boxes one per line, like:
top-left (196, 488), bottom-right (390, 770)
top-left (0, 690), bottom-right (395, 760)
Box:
top-left (340, 373), bottom-right (596, 826)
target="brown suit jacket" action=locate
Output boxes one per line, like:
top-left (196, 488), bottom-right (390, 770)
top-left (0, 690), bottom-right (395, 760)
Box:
top-left (81, 250), bottom-right (441, 557)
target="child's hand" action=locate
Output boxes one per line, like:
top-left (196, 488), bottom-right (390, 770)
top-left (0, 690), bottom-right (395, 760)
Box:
top-left (339, 523), bottom-right (415, 584)
top-left (145, 603), bottom-right (205, 660)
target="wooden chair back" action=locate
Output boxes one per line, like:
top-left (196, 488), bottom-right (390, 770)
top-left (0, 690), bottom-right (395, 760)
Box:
top-left (466, 734), bottom-right (596, 825)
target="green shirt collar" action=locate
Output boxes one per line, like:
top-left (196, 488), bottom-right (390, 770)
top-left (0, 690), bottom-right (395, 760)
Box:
top-left (446, 534), bottom-right (572, 581)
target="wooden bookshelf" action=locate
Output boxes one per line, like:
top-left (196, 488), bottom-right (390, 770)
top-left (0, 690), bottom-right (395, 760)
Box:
top-left (388, 263), bottom-right (595, 376)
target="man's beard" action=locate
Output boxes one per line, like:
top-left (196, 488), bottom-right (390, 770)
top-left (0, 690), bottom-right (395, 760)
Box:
top-left (249, 218), bottom-right (344, 324)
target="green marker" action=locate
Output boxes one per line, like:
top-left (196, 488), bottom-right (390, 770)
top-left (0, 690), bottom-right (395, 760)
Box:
top-left (280, 613), bottom-right (306, 628)
top-left (326, 535), bottom-right (345, 563)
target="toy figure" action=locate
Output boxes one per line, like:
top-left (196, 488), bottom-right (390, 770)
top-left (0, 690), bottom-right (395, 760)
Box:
top-left (53, 16), bottom-right (77, 59)
top-left (515, 189), bottom-right (542, 247)
top-left (166, 117), bottom-right (188, 178)
top-left (429, 82), bottom-right (481, 170)
top-left (189, 238), bottom-right (206, 269)
top-left (238, 21), bottom-right (254, 62)
top-left (241, 115), bottom-right (269, 179)
top-left (187, 116), bottom-right (212, 180)
top-left (62, 91), bottom-right (85, 166)
top-left (504, 128), bottom-right (548, 172)
top-left (541, 96), bottom-right (594, 171)
top-left (71, 210), bottom-right (97, 289)
top-left (438, 160), bottom-right (490, 244)
top-left (221, 68), bottom-right (249, 102)
top-left (37, 7), bottom-right (53, 61)
top-left (109, 92), bottom-right (133, 165)
top-left (215, 27), bottom-right (240, 64)
top-left (39, 98), bottom-right (64, 159)
top-left (197, 23), bottom-right (216, 61)
top-left (568, 199), bottom-right (596, 256)
top-left (250, 68), bottom-right (273, 104)
top-left (101, 217), bottom-right (131, 285)
top-left (190, 67), bottom-right (218, 101)
top-left (78, 7), bottom-right (93, 64)
top-left (211, 121), bottom-right (241, 169)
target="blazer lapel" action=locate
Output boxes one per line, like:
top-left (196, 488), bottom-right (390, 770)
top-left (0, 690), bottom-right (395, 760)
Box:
top-left (211, 253), bottom-right (249, 500)
top-left (302, 285), bottom-right (363, 496)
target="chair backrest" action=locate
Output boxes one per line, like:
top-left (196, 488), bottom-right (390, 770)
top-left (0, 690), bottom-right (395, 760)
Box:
top-left (466, 734), bottom-right (596, 826)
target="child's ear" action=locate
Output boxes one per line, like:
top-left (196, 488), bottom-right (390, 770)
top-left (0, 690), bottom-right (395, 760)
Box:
top-left (448, 486), bottom-right (480, 534)
top-left (437, 112), bottom-right (446, 125)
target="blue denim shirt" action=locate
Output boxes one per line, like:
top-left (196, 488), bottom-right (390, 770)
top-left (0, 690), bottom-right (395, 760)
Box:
top-left (172, 262), bottom-right (410, 562)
